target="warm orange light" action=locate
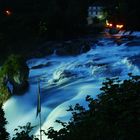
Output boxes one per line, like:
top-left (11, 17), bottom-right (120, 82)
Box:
top-left (4, 10), bottom-right (12, 16)
top-left (106, 22), bottom-right (113, 27)
top-left (116, 24), bottom-right (124, 29)
top-left (106, 22), bottom-right (110, 26)
top-left (109, 23), bottom-right (113, 27)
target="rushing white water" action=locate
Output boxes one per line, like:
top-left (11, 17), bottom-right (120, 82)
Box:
top-left (3, 32), bottom-right (140, 139)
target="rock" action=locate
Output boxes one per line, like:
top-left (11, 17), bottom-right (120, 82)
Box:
top-left (31, 47), bottom-right (54, 58)
top-left (27, 39), bottom-right (93, 59)
top-left (96, 42), bottom-right (104, 46)
top-left (120, 35), bottom-right (135, 41)
top-left (81, 43), bottom-right (91, 53)
top-left (125, 41), bottom-right (140, 47)
top-left (97, 63), bottom-right (107, 67)
top-left (6, 81), bottom-right (13, 94)
top-left (59, 70), bottom-right (76, 79)
top-left (38, 47), bottom-right (54, 56)
top-left (10, 65), bottom-right (29, 94)
top-left (130, 55), bottom-right (140, 68)
top-left (109, 28), bottom-right (119, 34)
top-left (115, 34), bottom-right (136, 45)
top-left (31, 62), bottom-right (51, 69)
top-left (56, 41), bottom-right (90, 56)
top-left (53, 70), bottom-right (77, 82)
top-left (0, 55), bottom-right (29, 95)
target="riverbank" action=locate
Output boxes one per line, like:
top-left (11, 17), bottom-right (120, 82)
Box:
top-left (0, 30), bottom-right (105, 66)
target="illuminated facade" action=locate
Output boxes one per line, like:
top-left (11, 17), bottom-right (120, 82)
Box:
top-left (88, 5), bottom-right (103, 18)
top-left (87, 3), bottom-right (105, 25)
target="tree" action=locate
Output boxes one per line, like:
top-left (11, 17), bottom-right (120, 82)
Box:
top-left (12, 122), bottom-right (39, 140)
top-left (0, 104), bottom-right (9, 140)
top-left (0, 54), bottom-right (27, 78)
top-left (44, 74), bottom-right (140, 140)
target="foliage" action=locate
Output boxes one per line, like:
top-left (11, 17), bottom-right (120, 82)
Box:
top-left (0, 54), bottom-right (25, 78)
top-left (12, 122), bottom-right (39, 140)
top-left (0, 85), bottom-right (10, 104)
top-left (44, 73), bottom-right (140, 140)
top-left (0, 104), bottom-right (9, 140)
top-left (0, 54), bottom-right (28, 103)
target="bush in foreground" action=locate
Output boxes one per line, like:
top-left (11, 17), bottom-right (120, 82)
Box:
top-left (0, 105), bottom-right (9, 140)
top-left (44, 74), bottom-right (140, 140)
top-left (12, 123), bottom-right (38, 140)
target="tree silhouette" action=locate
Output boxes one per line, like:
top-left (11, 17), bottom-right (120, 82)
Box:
top-left (0, 104), bottom-right (9, 140)
top-left (12, 122), bottom-right (39, 140)
top-left (45, 74), bottom-right (140, 140)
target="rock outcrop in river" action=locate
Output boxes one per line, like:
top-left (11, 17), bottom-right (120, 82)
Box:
top-left (0, 55), bottom-right (29, 102)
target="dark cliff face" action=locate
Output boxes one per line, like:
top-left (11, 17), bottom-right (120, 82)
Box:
top-left (0, 55), bottom-right (29, 97)
top-left (9, 64), bottom-right (29, 95)
top-left (7, 56), bottom-right (29, 95)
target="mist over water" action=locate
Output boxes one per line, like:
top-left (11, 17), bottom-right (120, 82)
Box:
top-left (3, 32), bottom-right (140, 139)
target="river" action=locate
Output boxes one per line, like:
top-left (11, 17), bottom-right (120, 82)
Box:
top-left (3, 31), bottom-right (140, 140)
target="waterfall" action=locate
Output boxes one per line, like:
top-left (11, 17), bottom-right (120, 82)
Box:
top-left (3, 32), bottom-right (140, 140)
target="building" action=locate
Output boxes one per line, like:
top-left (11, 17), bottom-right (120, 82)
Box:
top-left (88, 5), bottom-right (103, 18)
top-left (87, 2), bottom-right (105, 25)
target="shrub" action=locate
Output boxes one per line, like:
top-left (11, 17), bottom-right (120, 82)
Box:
top-left (12, 122), bottom-right (39, 140)
top-left (44, 74), bottom-right (140, 140)
top-left (0, 54), bottom-right (25, 78)
top-left (0, 104), bottom-right (9, 140)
